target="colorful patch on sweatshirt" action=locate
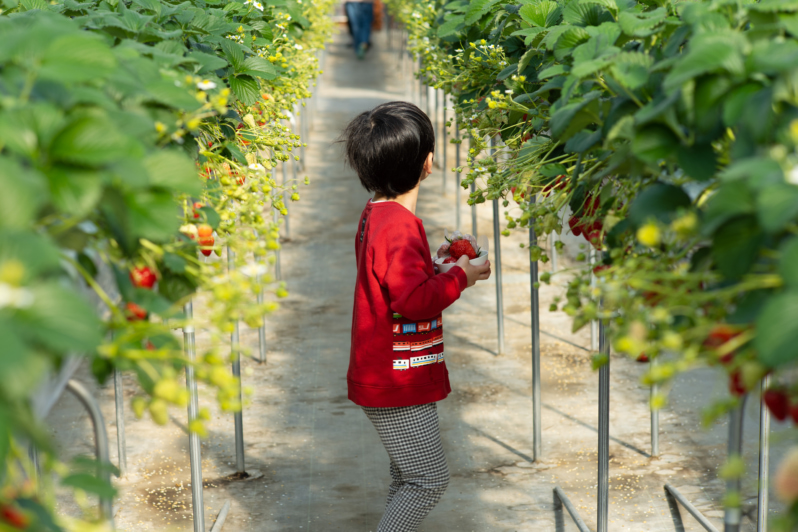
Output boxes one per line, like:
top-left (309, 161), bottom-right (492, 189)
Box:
top-left (410, 354), bottom-right (437, 367)
top-left (393, 359), bottom-right (409, 371)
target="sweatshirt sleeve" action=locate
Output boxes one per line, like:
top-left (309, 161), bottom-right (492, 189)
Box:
top-left (377, 219), bottom-right (467, 321)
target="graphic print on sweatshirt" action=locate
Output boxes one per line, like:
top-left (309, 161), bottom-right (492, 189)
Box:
top-left (391, 312), bottom-right (444, 370)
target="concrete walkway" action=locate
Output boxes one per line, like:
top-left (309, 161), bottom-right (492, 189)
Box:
top-left (49, 25), bottom-right (788, 532)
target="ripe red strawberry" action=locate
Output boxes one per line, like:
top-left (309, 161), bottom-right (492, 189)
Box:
top-left (704, 324), bottom-right (740, 349)
top-left (729, 370), bottom-right (746, 396)
top-left (443, 256), bottom-right (457, 264)
top-left (193, 202), bottom-right (204, 219)
top-left (542, 175), bottom-right (567, 197)
top-left (636, 353), bottom-right (649, 363)
top-left (1, 504), bottom-right (29, 528)
top-left (593, 264), bottom-right (610, 275)
top-left (130, 266), bottom-right (156, 289)
top-left (125, 302), bottom-right (148, 321)
top-left (199, 235), bottom-right (214, 257)
top-left (764, 389), bottom-right (790, 421)
top-left (568, 215), bottom-right (583, 237)
top-left (449, 239), bottom-right (477, 260)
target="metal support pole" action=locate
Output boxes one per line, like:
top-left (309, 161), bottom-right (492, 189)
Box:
top-left (597, 320), bottom-right (610, 532)
top-left (256, 272), bottom-right (267, 364)
top-left (470, 134), bottom-right (477, 237)
top-left (282, 157), bottom-right (290, 240)
top-left (272, 167), bottom-right (282, 281)
top-left (442, 94), bottom-right (447, 195)
top-left (530, 198), bottom-right (541, 461)
top-left (227, 248), bottom-right (246, 475)
top-left (65, 380), bottom-right (113, 523)
top-left (651, 358), bottom-right (659, 457)
top-left (183, 301), bottom-right (206, 532)
top-left (725, 400), bottom-right (746, 532)
top-left (113, 368), bottom-right (127, 478)
top-left (550, 232), bottom-right (558, 272)
top-left (758, 376), bottom-right (771, 532)
top-left (433, 88), bottom-right (438, 163)
top-left (590, 250), bottom-right (598, 351)
top-left (490, 138), bottom-right (505, 355)
top-left (455, 114), bottom-right (461, 230)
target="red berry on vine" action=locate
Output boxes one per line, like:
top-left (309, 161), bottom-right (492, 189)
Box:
top-left (199, 235), bottom-right (214, 256)
top-left (636, 353), bottom-right (649, 363)
top-left (197, 224), bottom-right (213, 238)
top-left (130, 267), bottom-right (156, 289)
top-left (764, 389), bottom-right (790, 421)
top-left (193, 202), bottom-right (204, 219)
top-left (125, 302), bottom-right (148, 321)
top-left (1, 504), bottom-right (29, 528)
top-left (729, 371), bottom-right (746, 397)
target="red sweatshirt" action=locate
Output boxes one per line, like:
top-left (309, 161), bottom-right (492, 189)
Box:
top-left (348, 200), bottom-right (468, 407)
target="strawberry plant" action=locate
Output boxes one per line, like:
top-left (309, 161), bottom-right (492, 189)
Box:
top-left (0, 0), bottom-right (333, 526)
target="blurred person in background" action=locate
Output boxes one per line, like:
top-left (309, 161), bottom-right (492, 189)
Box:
top-left (345, 0), bottom-right (374, 59)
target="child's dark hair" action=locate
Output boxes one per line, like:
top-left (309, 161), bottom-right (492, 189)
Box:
top-left (340, 101), bottom-right (434, 198)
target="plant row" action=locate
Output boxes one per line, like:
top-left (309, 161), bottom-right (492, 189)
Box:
top-left (0, 0), bottom-right (332, 527)
top-left (388, 0), bottom-right (798, 525)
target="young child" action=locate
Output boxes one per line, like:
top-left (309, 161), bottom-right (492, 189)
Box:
top-left (341, 101), bottom-right (491, 531)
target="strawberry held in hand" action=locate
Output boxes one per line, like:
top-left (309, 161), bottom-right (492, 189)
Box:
top-left (449, 239), bottom-right (477, 260)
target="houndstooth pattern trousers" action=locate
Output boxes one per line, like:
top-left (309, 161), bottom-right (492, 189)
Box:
top-left (362, 402), bottom-right (449, 532)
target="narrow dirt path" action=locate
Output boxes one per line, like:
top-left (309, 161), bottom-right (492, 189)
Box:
top-left (48, 25), bottom-right (788, 532)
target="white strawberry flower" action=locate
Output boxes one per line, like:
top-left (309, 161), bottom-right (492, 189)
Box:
top-left (248, 163), bottom-right (266, 173)
top-left (0, 284), bottom-right (34, 309)
top-left (197, 80), bottom-right (216, 90)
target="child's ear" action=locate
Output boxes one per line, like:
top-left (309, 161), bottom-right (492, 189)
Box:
top-left (424, 152), bottom-right (434, 176)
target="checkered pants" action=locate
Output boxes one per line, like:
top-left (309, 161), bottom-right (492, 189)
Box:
top-left (362, 402), bottom-right (449, 532)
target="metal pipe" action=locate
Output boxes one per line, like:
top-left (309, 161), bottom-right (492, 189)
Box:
top-left (665, 484), bottom-right (720, 532)
top-left (282, 157), bottom-right (290, 240)
top-left (455, 114), bottom-right (461, 230)
top-left (113, 368), bottom-right (127, 478)
top-left (529, 198), bottom-right (541, 461)
top-left (597, 319), bottom-right (610, 532)
top-left (65, 380), bottom-right (113, 523)
top-left (590, 250), bottom-right (598, 352)
top-left (490, 138), bottom-right (505, 355)
top-left (272, 167), bottom-right (282, 281)
top-left (550, 232), bottom-right (557, 272)
top-left (553, 487), bottom-right (591, 532)
top-left (442, 94), bottom-right (447, 195)
top-left (758, 376), bottom-right (771, 532)
top-left (651, 358), bottom-right (659, 457)
top-left (210, 500), bottom-right (232, 532)
top-left (433, 88), bottom-right (438, 163)
top-left (256, 272), bottom-right (267, 364)
top-left (726, 400), bottom-right (746, 532)
top-left (470, 134), bottom-right (477, 237)
top-left (183, 300), bottom-right (206, 532)
top-left (227, 248), bottom-right (246, 474)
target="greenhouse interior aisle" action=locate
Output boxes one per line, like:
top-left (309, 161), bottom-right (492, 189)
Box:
top-left (46, 25), bottom-right (788, 532)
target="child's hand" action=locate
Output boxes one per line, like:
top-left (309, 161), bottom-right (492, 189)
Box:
top-left (456, 255), bottom-right (491, 287)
